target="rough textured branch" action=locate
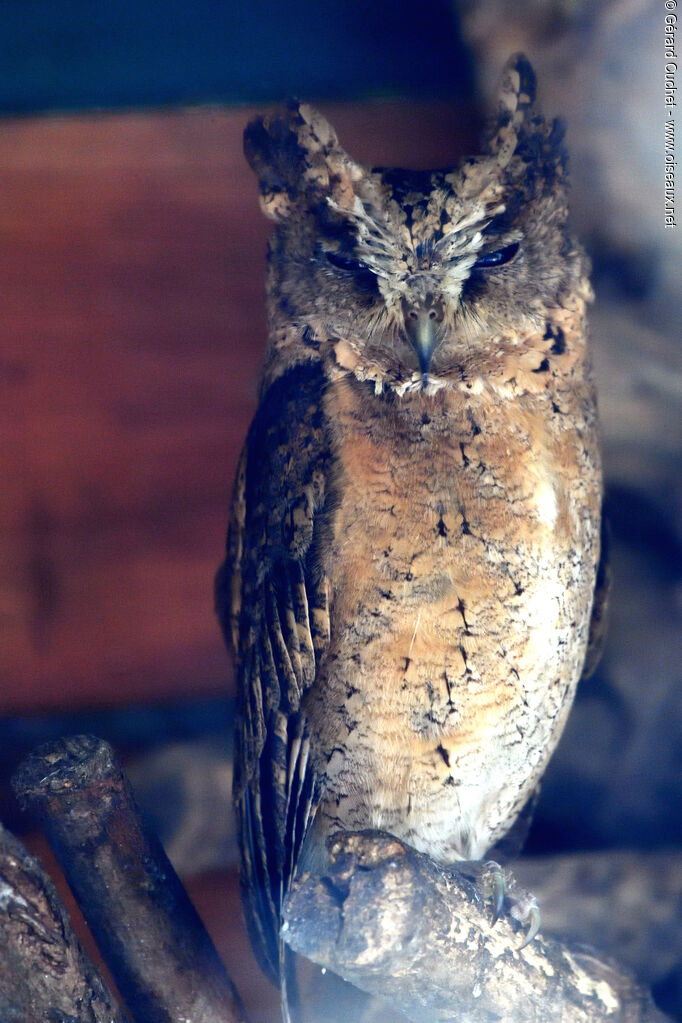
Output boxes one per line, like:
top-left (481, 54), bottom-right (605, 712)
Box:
top-left (0, 820), bottom-right (130, 1023)
top-left (12, 734), bottom-right (248, 1023)
top-left (282, 830), bottom-right (669, 1023)
top-left (514, 851), bottom-right (682, 991)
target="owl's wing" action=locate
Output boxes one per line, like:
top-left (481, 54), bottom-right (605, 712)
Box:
top-left (216, 361), bottom-right (334, 982)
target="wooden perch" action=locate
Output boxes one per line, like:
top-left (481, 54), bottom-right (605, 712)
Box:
top-left (282, 830), bottom-right (670, 1023)
top-left (0, 820), bottom-right (130, 1023)
top-left (12, 734), bottom-right (248, 1023)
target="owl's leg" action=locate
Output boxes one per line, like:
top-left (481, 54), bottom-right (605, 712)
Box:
top-left (476, 860), bottom-right (541, 949)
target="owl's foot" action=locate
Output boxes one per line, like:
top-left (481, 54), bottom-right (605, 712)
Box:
top-left (476, 860), bottom-right (541, 949)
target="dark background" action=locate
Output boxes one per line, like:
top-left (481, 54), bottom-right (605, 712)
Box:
top-left (0, 0), bottom-right (472, 113)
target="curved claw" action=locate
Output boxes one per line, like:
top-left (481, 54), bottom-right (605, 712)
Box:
top-left (482, 860), bottom-right (505, 927)
top-left (491, 870), bottom-right (505, 927)
top-left (517, 899), bottom-right (541, 950)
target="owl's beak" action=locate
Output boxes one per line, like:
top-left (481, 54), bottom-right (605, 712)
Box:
top-left (403, 299), bottom-right (444, 376)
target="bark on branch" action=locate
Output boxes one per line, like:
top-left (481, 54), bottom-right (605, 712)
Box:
top-left (0, 820), bottom-right (130, 1023)
top-left (282, 830), bottom-right (669, 1023)
top-left (12, 734), bottom-right (248, 1023)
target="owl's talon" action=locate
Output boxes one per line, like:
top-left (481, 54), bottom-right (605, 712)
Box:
top-left (486, 861), bottom-right (506, 926)
top-left (473, 861), bottom-right (541, 946)
top-left (475, 860), bottom-right (507, 927)
top-left (511, 893), bottom-right (541, 950)
top-left (518, 901), bottom-right (541, 949)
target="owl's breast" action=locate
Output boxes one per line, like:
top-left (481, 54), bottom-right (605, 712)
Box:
top-left (308, 373), bottom-right (601, 859)
top-left (323, 372), bottom-right (596, 621)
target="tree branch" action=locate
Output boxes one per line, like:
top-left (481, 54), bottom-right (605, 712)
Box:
top-left (282, 830), bottom-right (669, 1023)
top-left (12, 734), bottom-right (248, 1023)
top-left (0, 820), bottom-right (131, 1022)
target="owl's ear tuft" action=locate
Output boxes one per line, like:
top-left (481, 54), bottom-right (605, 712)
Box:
top-left (244, 102), bottom-right (363, 222)
top-left (485, 53), bottom-right (566, 189)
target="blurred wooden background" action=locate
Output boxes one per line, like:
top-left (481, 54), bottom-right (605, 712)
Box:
top-left (0, 103), bottom-right (475, 717)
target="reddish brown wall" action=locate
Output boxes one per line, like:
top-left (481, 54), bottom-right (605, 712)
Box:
top-left (0, 103), bottom-right (474, 714)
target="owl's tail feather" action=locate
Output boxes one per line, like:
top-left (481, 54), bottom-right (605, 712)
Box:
top-left (279, 725), bottom-right (319, 1023)
top-left (279, 942), bottom-right (299, 1023)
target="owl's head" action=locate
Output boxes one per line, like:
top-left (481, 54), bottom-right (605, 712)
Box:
top-left (245, 55), bottom-right (590, 397)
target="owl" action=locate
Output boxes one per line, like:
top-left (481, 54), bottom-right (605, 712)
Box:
top-left (216, 53), bottom-right (605, 1015)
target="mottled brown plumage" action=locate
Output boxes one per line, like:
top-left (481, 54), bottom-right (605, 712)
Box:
top-left (216, 54), bottom-right (605, 1004)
